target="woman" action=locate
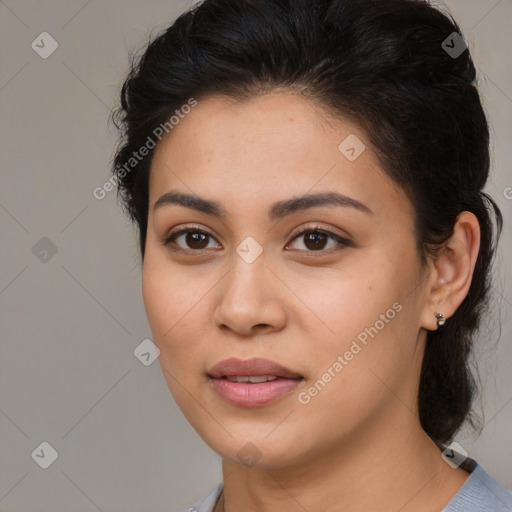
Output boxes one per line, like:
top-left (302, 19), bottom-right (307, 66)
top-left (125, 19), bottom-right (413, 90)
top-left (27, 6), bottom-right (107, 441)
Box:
top-left (111, 0), bottom-right (512, 510)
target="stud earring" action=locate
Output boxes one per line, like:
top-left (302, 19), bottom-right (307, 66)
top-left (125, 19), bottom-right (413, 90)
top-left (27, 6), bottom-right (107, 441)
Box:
top-left (434, 312), bottom-right (446, 328)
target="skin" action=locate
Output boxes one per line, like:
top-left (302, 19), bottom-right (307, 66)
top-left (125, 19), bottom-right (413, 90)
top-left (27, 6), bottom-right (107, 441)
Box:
top-left (142, 91), bottom-right (480, 511)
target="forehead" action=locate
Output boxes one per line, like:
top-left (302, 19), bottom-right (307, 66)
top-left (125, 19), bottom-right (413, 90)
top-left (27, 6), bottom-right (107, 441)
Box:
top-left (153, 92), bottom-right (336, 164)
top-left (148, 92), bottom-right (412, 223)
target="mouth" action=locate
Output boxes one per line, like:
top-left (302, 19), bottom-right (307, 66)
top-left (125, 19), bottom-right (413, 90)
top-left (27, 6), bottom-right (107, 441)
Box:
top-left (207, 357), bottom-right (304, 407)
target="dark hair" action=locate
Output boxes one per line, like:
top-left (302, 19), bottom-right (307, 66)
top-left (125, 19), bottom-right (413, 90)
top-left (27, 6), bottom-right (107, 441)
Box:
top-left (111, 0), bottom-right (503, 445)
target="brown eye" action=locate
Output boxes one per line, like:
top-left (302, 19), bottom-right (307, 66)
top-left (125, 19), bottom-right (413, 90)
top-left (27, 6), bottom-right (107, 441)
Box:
top-left (182, 231), bottom-right (210, 249)
top-left (286, 227), bottom-right (351, 253)
top-left (302, 231), bottom-right (329, 250)
top-left (162, 228), bottom-right (221, 251)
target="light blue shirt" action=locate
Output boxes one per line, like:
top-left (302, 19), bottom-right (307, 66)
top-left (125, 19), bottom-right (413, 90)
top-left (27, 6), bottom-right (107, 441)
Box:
top-left (184, 458), bottom-right (512, 511)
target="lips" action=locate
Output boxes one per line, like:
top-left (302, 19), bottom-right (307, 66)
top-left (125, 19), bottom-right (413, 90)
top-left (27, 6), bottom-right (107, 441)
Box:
top-left (208, 358), bottom-right (303, 407)
top-left (208, 357), bottom-right (302, 380)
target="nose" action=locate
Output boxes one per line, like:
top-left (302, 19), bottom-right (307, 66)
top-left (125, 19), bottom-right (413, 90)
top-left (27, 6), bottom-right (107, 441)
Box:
top-left (212, 251), bottom-right (287, 337)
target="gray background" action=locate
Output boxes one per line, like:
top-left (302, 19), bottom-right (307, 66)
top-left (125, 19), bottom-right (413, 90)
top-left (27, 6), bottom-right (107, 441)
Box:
top-left (0, 0), bottom-right (511, 511)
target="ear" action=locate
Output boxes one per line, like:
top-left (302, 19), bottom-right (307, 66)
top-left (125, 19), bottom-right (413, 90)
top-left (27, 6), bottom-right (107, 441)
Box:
top-left (420, 211), bottom-right (481, 331)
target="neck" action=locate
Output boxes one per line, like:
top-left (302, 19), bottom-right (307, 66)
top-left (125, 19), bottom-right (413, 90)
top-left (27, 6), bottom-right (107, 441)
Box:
top-left (217, 403), bottom-right (470, 512)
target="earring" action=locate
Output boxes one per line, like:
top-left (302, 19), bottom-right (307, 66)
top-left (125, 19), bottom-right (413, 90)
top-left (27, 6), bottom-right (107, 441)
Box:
top-left (434, 312), bottom-right (446, 328)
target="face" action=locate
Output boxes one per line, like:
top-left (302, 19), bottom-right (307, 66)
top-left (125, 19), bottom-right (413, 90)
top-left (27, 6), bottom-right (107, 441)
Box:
top-left (142, 91), bottom-right (430, 469)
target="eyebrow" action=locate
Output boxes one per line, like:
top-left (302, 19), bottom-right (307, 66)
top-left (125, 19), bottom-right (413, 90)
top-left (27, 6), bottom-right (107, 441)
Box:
top-left (153, 190), bottom-right (373, 220)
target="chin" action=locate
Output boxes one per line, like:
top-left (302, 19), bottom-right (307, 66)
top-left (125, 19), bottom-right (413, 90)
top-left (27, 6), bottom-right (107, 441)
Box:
top-left (195, 425), bottom-right (312, 470)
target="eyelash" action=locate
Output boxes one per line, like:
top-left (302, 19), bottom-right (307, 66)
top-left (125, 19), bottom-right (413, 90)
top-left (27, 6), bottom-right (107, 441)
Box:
top-left (159, 224), bottom-right (352, 255)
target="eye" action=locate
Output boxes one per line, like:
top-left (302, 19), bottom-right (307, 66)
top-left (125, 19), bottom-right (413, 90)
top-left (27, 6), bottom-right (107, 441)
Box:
top-left (160, 225), bottom-right (221, 252)
top-left (286, 225), bottom-right (351, 253)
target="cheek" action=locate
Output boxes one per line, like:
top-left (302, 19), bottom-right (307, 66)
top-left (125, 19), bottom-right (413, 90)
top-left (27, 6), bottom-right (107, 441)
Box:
top-left (142, 259), bottom-right (175, 339)
top-left (293, 308), bottom-right (418, 455)
top-left (142, 258), bottom-right (208, 410)
top-left (295, 259), bottom-right (401, 345)
top-left (141, 253), bottom-right (216, 374)
top-left (296, 256), bottom-right (420, 404)
top-left (142, 252), bottom-right (204, 337)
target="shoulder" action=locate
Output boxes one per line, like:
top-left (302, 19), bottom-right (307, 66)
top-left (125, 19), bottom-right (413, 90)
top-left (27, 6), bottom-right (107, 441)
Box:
top-left (442, 458), bottom-right (512, 512)
top-left (184, 482), bottom-right (223, 512)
